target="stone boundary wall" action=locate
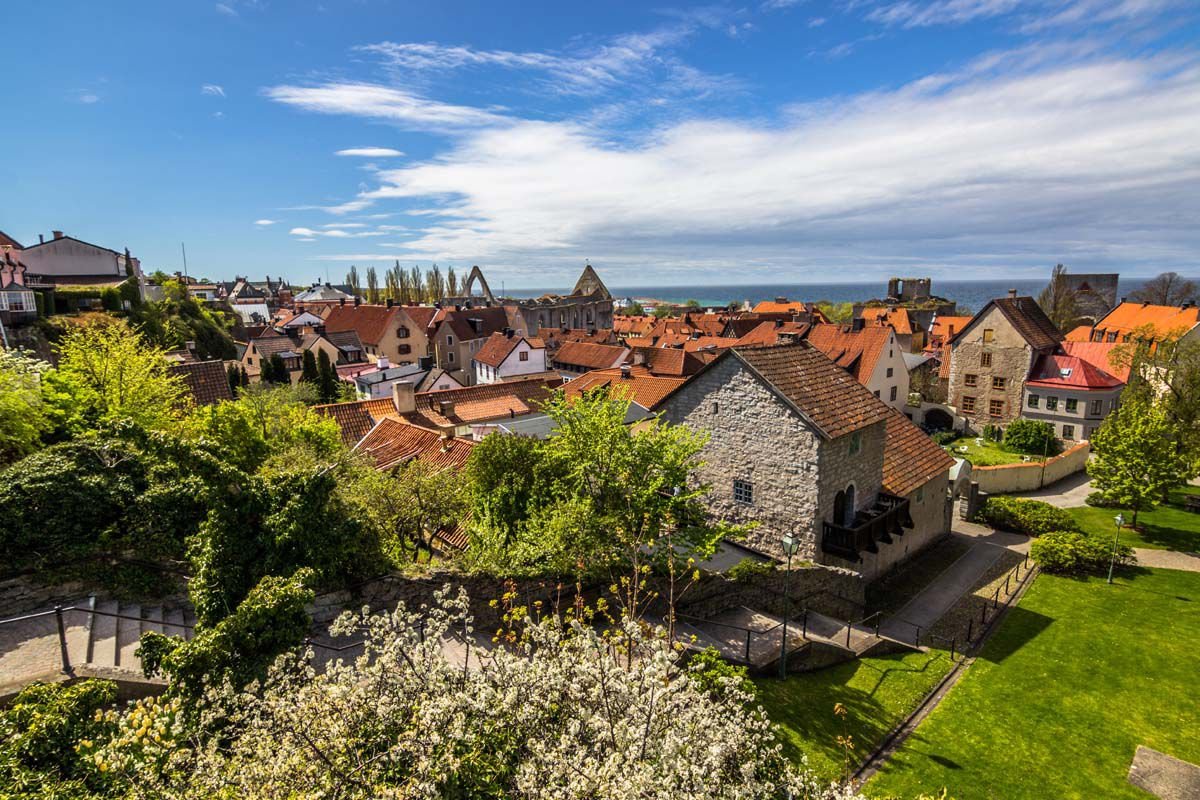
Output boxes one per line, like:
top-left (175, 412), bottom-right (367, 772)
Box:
top-left (0, 577), bottom-right (93, 618)
top-left (973, 441), bottom-right (1090, 495)
top-left (672, 564), bottom-right (864, 622)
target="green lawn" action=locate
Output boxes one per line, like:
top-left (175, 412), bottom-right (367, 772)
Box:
top-left (867, 568), bottom-right (1200, 800)
top-left (942, 437), bottom-right (1041, 467)
top-left (1066, 486), bottom-right (1200, 552)
top-left (755, 649), bottom-right (954, 784)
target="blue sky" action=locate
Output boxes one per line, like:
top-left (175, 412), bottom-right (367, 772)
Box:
top-left (3, 1), bottom-right (1198, 288)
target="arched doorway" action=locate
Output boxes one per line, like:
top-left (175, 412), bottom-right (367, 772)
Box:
top-left (833, 485), bottom-right (857, 527)
top-left (925, 408), bottom-right (954, 432)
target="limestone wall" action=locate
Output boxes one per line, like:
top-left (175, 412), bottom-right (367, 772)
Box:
top-left (973, 441), bottom-right (1090, 494)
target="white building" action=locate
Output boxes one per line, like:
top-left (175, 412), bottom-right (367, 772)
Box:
top-left (472, 331), bottom-right (549, 385)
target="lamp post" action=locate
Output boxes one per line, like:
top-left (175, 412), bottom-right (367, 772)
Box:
top-left (1107, 513), bottom-right (1125, 584)
top-left (778, 534), bottom-right (800, 679)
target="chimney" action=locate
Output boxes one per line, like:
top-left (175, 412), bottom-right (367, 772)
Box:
top-left (1008, 288), bottom-right (1018, 299)
top-left (184, 340), bottom-right (196, 352)
top-left (339, 298), bottom-right (346, 306)
top-left (377, 355), bottom-right (390, 370)
top-left (440, 432), bottom-right (455, 451)
top-left (52, 230), bottom-right (63, 240)
top-left (439, 399), bottom-right (455, 418)
top-left (392, 380), bottom-right (416, 414)
top-left (620, 363), bottom-right (633, 379)
top-left (852, 317), bottom-right (866, 332)
top-left (454, 304), bottom-right (462, 312)
top-left (39, 234), bottom-right (44, 244)
top-left (386, 298), bottom-right (394, 308)
top-left (504, 327), bottom-right (513, 338)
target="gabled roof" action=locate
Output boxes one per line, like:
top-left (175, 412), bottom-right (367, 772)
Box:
top-left (732, 320), bottom-right (811, 347)
top-left (322, 304), bottom-right (399, 346)
top-left (474, 332), bottom-right (544, 368)
top-left (563, 366), bottom-right (686, 410)
top-left (0, 231), bottom-right (22, 249)
top-left (314, 397), bottom-right (401, 446)
top-left (712, 342), bottom-right (893, 440)
top-left (432, 306), bottom-right (512, 342)
top-left (1025, 353), bottom-right (1124, 391)
top-left (882, 410), bottom-right (955, 497)
top-left (627, 346), bottom-right (705, 376)
top-left (398, 304), bottom-right (439, 332)
top-left (958, 296), bottom-right (1063, 351)
top-left (612, 315), bottom-right (657, 337)
top-left (169, 361), bottom-right (234, 406)
top-left (355, 418), bottom-right (475, 472)
top-left (751, 299), bottom-right (808, 314)
top-left (860, 306), bottom-right (914, 335)
top-left (571, 263), bottom-right (611, 299)
top-left (1062, 341), bottom-right (1131, 383)
top-left (928, 315), bottom-right (973, 342)
top-left (403, 376), bottom-right (563, 430)
top-left (1085, 301), bottom-right (1200, 342)
top-left (552, 341), bottom-right (628, 370)
top-left (802, 324), bottom-right (892, 383)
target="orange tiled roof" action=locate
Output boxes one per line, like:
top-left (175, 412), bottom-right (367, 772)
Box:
top-left (1062, 341), bottom-right (1132, 383)
top-left (802, 324), bottom-right (892, 384)
top-left (928, 315), bottom-right (973, 343)
top-left (627, 346), bottom-right (706, 376)
top-left (860, 307), bottom-right (913, 335)
top-left (613, 315), bottom-right (656, 337)
top-left (314, 397), bottom-right (401, 446)
top-left (552, 341), bottom-right (628, 370)
top-left (474, 332), bottom-right (542, 368)
top-left (323, 304), bottom-right (400, 347)
top-left (731, 342), bottom-right (892, 439)
top-left (403, 376), bottom-right (563, 430)
top-left (1088, 302), bottom-right (1200, 342)
top-left (563, 366), bottom-right (686, 410)
top-left (882, 410), bottom-right (955, 497)
top-left (732, 320), bottom-right (811, 347)
top-left (751, 300), bottom-right (808, 314)
top-left (355, 418), bottom-right (476, 472)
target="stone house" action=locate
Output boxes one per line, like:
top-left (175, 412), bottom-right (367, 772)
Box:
top-left (429, 306), bottom-right (515, 385)
top-left (659, 342), bottom-right (953, 579)
top-left (323, 301), bottom-right (439, 367)
top-left (240, 327), bottom-right (364, 383)
top-left (945, 292), bottom-right (1062, 429)
top-left (473, 331), bottom-right (549, 384)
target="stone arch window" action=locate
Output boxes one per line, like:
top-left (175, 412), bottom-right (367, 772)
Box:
top-left (833, 484), bottom-right (857, 527)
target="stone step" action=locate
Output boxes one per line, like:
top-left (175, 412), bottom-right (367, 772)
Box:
top-left (115, 603), bottom-right (142, 671)
top-left (89, 599), bottom-right (120, 668)
top-left (64, 598), bottom-right (94, 673)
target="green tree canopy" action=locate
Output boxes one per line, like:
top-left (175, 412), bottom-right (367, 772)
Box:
top-left (0, 349), bottom-right (52, 466)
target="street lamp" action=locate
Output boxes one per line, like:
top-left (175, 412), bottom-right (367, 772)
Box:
top-left (1107, 513), bottom-right (1125, 585)
top-left (778, 533), bottom-right (801, 679)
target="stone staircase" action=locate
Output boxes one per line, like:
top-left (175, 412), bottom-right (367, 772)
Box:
top-left (0, 597), bottom-right (195, 699)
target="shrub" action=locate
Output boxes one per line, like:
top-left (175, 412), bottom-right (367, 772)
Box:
top-left (931, 430), bottom-right (958, 446)
top-left (1030, 530), bottom-right (1134, 575)
top-left (982, 423), bottom-right (1003, 442)
top-left (976, 496), bottom-right (1079, 536)
top-left (1085, 490), bottom-right (1122, 508)
top-left (687, 647), bottom-right (756, 700)
top-left (1003, 419), bottom-right (1060, 457)
top-left (726, 557), bottom-right (776, 582)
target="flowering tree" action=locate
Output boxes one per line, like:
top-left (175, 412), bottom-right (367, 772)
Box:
top-left (97, 591), bottom-right (863, 800)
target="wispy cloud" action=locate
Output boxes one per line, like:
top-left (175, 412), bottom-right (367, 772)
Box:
top-left (300, 50), bottom-right (1200, 279)
top-left (201, 84), bottom-right (226, 97)
top-left (762, 0), bottom-right (804, 10)
top-left (289, 226), bottom-right (387, 238)
top-left (76, 93), bottom-right (100, 104)
top-left (335, 147), bottom-right (405, 157)
top-left (861, 0), bottom-right (1182, 29)
top-left (265, 82), bottom-right (506, 128)
top-left (254, 219), bottom-right (277, 226)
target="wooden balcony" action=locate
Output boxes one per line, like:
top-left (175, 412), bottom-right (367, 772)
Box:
top-left (821, 492), bottom-right (914, 561)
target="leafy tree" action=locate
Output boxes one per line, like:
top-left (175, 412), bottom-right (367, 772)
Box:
top-left (0, 679), bottom-right (117, 798)
top-left (1037, 263), bottom-right (1080, 331)
top-left (815, 301), bottom-right (854, 324)
top-left (1088, 394), bottom-right (1191, 527)
top-left (225, 363), bottom-right (241, 398)
top-left (0, 349), bottom-right (52, 466)
top-left (1002, 418), bottom-right (1059, 457)
top-left (365, 266), bottom-right (379, 303)
top-left (345, 265), bottom-right (360, 297)
top-left (446, 265), bottom-right (458, 296)
top-left (392, 459), bottom-right (468, 561)
top-left (685, 299), bottom-right (701, 309)
top-left (1131, 271), bottom-right (1198, 306)
top-left (316, 349), bottom-right (339, 403)
top-left (653, 305), bottom-right (674, 318)
top-left (43, 320), bottom-right (187, 434)
top-left (1112, 327), bottom-right (1200, 474)
top-left (620, 300), bottom-right (646, 316)
top-left (126, 279), bottom-right (236, 360)
top-left (264, 353), bottom-right (288, 385)
top-left (465, 432), bottom-right (561, 544)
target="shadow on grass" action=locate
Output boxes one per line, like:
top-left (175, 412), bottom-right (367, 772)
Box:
top-left (1133, 519), bottom-right (1200, 553)
top-left (858, 650), bottom-right (952, 697)
top-left (975, 605), bottom-right (1054, 664)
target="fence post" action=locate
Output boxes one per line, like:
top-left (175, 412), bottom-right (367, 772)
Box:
top-left (914, 625), bottom-right (921, 648)
top-left (874, 616), bottom-right (881, 637)
top-left (966, 618), bottom-right (973, 644)
top-left (1005, 573), bottom-right (1012, 595)
top-left (802, 608), bottom-right (808, 639)
top-left (980, 602), bottom-right (987, 625)
top-left (744, 629), bottom-right (751, 663)
top-left (54, 606), bottom-right (72, 675)
top-left (992, 586), bottom-right (1000, 609)
top-left (846, 618), bottom-right (852, 649)
top-left (950, 637), bottom-right (957, 661)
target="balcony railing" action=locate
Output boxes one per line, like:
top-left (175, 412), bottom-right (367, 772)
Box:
top-left (821, 492), bottom-right (914, 561)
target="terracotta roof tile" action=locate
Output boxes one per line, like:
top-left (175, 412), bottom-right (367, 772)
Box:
top-left (860, 306), bottom-right (914, 335)
top-left (929, 315), bottom-right (974, 343)
top-left (322, 304), bottom-right (400, 347)
top-left (314, 397), bottom-right (401, 446)
top-left (751, 300), bottom-right (809, 314)
top-left (1026, 353), bottom-right (1124, 390)
top-left (1062, 341), bottom-right (1131, 383)
top-left (402, 376), bottom-right (562, 430)
top-left (552, 341), bottom-right (628, 370)
top-left (802, 324), bottom-right (892, 384)
top-left (563, 366), bottom-right (686, 410)
top-left (613, 315), bottom-right (657, 336)
top-left (882, 410), bottom-right (955, 497)
top-left (732, 342), bottom-right (892, 439)
top-left (1088, 301), bottom-right (1200, 342)
top-left (627, 346), bottom-right (706, 376)
top-left (355, 417), bottom-right (476, 472)
top-left (170, 361), bottom-right (234, 406)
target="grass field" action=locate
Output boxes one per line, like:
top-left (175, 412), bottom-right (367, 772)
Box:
top-left (755, 648), bottom-right (954, 784)
top-left (1066, 486), bottom-right (1200, 552)
top-left (941, 437), bottom-right (1041, 467)
top-left (867, 568), bottom-right (1200, 799)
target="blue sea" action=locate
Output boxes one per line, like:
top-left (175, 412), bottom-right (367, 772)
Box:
top-left (505, 278), bottom-right (1164, 313)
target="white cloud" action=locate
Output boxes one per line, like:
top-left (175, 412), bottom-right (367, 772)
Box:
top-left (309, 51), bottom-right (1200, 279)
top-left (289, 226), bottom-right (387, 238)
top-left (215, 2), bottom-right (237, 16)
top-left (862, 0), bottom-right (1178, 29)
top-left (762, 0), bottom-right (804, 10)
top-left (254, 219), bottom-right (277, 226)
top-left (202, 84), bottom-right (226, 97)
top-left (264, 82), bottom-right (506, 128)
top-left (808, 16), bottom-right (828, 26)
top-left (335, 147), bottom-right (405, 157)
top-left (77, 93), bottom-right (100, 104)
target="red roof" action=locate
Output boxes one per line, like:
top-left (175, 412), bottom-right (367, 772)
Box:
top-left (802, 324), bottom-right (892, 384)
top-left (1025, 353), bottom-right (1124, 390)
top-left (883, 411), bottom-right (955, 497)
top-left (1062, 341), bottom-right (1131, 383)
top-left (627, 346), bottom-right (705, 376)
top-left (314, 397), bottom-right (401, 445)
top-left (355, 418), bottom-right (476, 472)
top-left (732, 320), bottom-right (811, 347)
top-left (860, 307), bottom-right (913, 335)
top-left (323, 304), bottom-right (399, 347)
top-left (474, 332), bottom-right (543, 368)
top-left (552, 341), bottom-right (628, 370)
top-left (563, 366), bottom-right (686, 410)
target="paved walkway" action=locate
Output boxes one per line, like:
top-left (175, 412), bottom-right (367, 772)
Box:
top-left (1009, 471), bottom-right (1093, 508)
top-left (1132, 549), bottom-right (1200, 572)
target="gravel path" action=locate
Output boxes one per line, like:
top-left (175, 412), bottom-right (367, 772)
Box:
top-left (1132, 549), bottom-right (1200, 572)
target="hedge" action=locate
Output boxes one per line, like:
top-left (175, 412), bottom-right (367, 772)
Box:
top-left (1030, 530), bottom-right (1134, 575)
top-left (975, 496), bottom-right (1079, 536)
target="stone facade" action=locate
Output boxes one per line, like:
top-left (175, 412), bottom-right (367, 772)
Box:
top-left (816, 419), bottom-right (886, 540)
top-left (946, 304), bottom-right (1037, 429)
top-left (840, 475), bottom-right (951, 581)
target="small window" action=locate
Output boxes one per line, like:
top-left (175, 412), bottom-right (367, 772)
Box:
top-left (1065, 398), bottom-right (1078, 413)
top-left (1046, 396), bottom-right (1058, 411)
top-left (448, 352), bottom-right (455, 363)
top-left (711, 401), bottom-right (719, 415)
top-left (886, 367), bottom-right (894, 378)
top-left (980, 352), bottom-right (992, 367)
top-left (874, 390), bottom-right (881, 398)
top-left (1089, 399), bottom-right (1102, 415)
top-left (982, 329), bottom-right (995, 343)
top-left (849, 431), bottom-right (863, 456)
top-left (989, 399), bottom-right (1004, 417)
top-left (992, 376), bottom-right (1006, 390)
top-left (733, 479), bottom-right (753, 505)
top-left (890, 386), bottom-right (898, 401)
top-left (1062, 424), bottom-right (1075, 440)
top-left (247, 357), bottom-right (254, 366)
top-left (519, 351), bottom-right (529, 362)
top-left (962, 395), bottom-right (976, 413)
top-left (397, 326), bottom-right (409, 338)
top-left (447, 335), bottom-right (454, 347)
top-left (1028, 394), bottom-right (1039, 408)
top-left (965, 374), bottom-right (977, 387)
